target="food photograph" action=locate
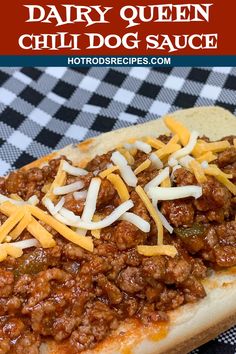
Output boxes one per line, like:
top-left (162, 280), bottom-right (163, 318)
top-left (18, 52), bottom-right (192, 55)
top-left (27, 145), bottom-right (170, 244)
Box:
top-left (0, 66), bottom-right (235, 354)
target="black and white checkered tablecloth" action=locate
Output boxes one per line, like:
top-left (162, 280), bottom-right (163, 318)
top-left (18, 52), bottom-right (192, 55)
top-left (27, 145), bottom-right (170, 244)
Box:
top-left (0, 66), bottom-right (236, 353)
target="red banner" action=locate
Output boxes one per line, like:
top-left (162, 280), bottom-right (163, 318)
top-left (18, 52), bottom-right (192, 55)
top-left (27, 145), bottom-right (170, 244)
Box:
top-left (0, 0), bottom-right (234, 55)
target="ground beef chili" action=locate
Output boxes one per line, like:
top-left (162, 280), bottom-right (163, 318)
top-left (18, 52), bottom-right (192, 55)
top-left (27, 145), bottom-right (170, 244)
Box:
top-left (0, 134), bottom-right (235, 354)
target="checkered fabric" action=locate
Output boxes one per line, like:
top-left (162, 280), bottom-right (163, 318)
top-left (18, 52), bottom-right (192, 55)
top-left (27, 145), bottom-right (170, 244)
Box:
top-left (0, 66), bottom-right (236, 353)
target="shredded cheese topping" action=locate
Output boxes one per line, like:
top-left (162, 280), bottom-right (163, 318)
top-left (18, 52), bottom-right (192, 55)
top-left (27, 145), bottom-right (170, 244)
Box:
top-left (73, 191), bottom-right (87, 200)
top-left (0, 208), bottom-right (25, 243)
top-left (204, 164), bottom-right (233, 179)
top-left (215, 175), bottom-right (236, 195)
top-left (137, 245), bottom-right (178, 257)
top-left (28, 205), bottom-right (94, 252)
top-left (111, 151), bottom-right (137, 187)
top-left (81, 178), bottom-right (101, 222)
top-left (120, 212), bottom-right (150, 233)
top-left (147, 185), bottom-right (202, 201)
top-left (150, 153), bottom-right (163, 169)
top-left (62, 160), bottom-right (88, 176)
top-left (196, 151), bottom-right (217, 163)
top-left (10, 211), bottom-right (32, 240)
top-left (145, 136), bottom-right (165, 149)
top-left (99, 165), bottom-right (119, 178)
top-left (161, 177), bottom-right (171, 188)
top-left (0, 115), bottom-right (235, 261)
top-left (71, 200), bottom-right (134, 230)
top-left (164, 116), bottom-right (190, 146)
top-left (156, 143), bottom-right (181, 160)
top-left (189, 159), bottom-right (207, 184)
top-left (134, 140), bottom-right (152, 154)
top-left (118, 148), bottom-right (135, 165)
top-left (43, 160), bottom-right (66, 203)
top-left (91, 214), bottom-right (102, 239)
top-left (193, 140), bottom-right (230, 157)
top-left (170, 131), bottom-right (199, 160)
top-left (106, 173), bottom-right (130, 202)
top-left (0, 202), bottom-right (56, 248)
top-left (144, 167), bottom-right (170, 192)
top-left (134, 159), bottom-right (151, 175)
top-left (54, 181), bottom-right (84, 195)
top-left (135, 185), bottom-right (163, 245)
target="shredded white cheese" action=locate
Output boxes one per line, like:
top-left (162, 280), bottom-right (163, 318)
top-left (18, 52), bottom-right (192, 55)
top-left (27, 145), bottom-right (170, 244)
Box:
top-left (75, 200), bottom-right (134, 230)
top-left (53, 181), bottom-right (84, 195)
top-left (53, 197), bottom-right (65, 214)
top-left (0, 194), bottom-right (24, 206)
top-left (59, 207), bottom-right (81, 223)
top-left (76, 228), bottom-right (87, 236)
top-left (150, 153), bottom-right (163, 169)
top-left (73, 191), bottom-right (87, 200)
top-left (151, 196), bottom-right (173, 234)
top-left (147, 185), bottom-right (202, 201)
top-left (170, 165), bottom-right (182, 181)
top-left (8, 239), bottom-right (39, 249)
top-left (179, 155), bottom-right (194, 168)
top-left (144, 167), bottom-right (170, 192)
top-left (44, 198), bottom-right (56, 215)
top-left (53, 212), bottom-right (78, 227)
top-left (168, 157), bottom-right (178, 167)
top-left (134, 140), bottom-right (152, 154)
top-left (81, 178), bottom-right (101, 222)
top-left (63, 160), bottom-right (88, 176)
top-left (27, 195), bottom-right (39, 205)
top-left (44, 197), bottom-right (65, 216)
top-left (170, 131), bottom-right (199, 160)
top-left (120, 212), bottom-right (150, 232)
top-left (111, 151), bottom-right (137, 187)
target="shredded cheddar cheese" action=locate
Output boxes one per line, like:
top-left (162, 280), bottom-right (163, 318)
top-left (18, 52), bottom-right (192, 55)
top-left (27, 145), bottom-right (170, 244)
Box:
top-left (0, 208), bottom-right (25, 243)
top-left (134, 159), bottom-right (151, 175)
top-left (135, 185), bottom-right (163, 245)
top-left (0, 202), bottom-right (56, 248)
top-left (4, 244), bottom-right (23, 258)
top-left (9, 194), bottom-right (23, 201)
top-left (42, 183), bottom-right (52, 194)
top-left (28, 205), bottom-right (94, 252)
top-left (156, 143), bottom-right (181, 160)
top-left (203, 141), bottom-right (230, 153)
top-left (10, 211), bottom-right (32, 240)
top-left (0, 245), bottom-right (8, 261)
top-left (164, 116), bottom-right (190, 146)
top-left (202, 164), bottom-right (236, 195)
top-left (43, 160), bottom-right (66, 203)
top-left (137, 245), bottom-right (178, 257)
top-left (160, 177), bottom-right (171, 187)
top-left (205, 164), bottom-right (233, 179)
top-left (145, 137), bottom-right (165, 149)
top-left (99, 165), bottom-right (119, 179)
top-left (118, 148), bottom-right (134, 165)
top-left (124, 150), bottom-right (135, 165)
top-left (196, 151), bottom-right (217, 163)
top-left (107, 173), bottom-right (130, 202)
top-left (189, 160), bottom-right (207, 184)
top-left (27, 218), bottom-right (56, 248)
top-left (193, 140), bottom-right (230, 157)
top-left (215, 175), bottom-right (236, 195)
top-left (129, 147), bottom-right (138, 156)
top-left (0, 243), bottom-right (23, 262)
top-left (168, 134), bottom-right (179, 145)
top-left (91, 214), bottom-right (102, 239)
